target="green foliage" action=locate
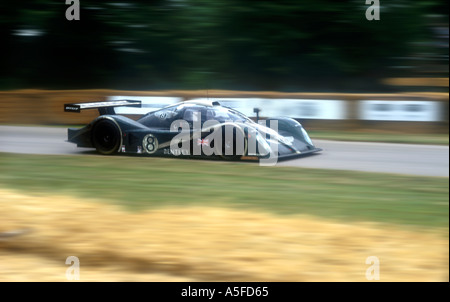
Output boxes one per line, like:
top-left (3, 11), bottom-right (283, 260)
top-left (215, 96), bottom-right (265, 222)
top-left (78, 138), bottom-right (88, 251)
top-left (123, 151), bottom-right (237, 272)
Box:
top-left (0, 0), bottom-right (446, 90)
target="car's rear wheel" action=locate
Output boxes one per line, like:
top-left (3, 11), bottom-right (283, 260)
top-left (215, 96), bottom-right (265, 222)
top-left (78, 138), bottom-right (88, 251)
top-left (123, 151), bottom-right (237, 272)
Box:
top-left (92, 119), bottom-right (121, 155)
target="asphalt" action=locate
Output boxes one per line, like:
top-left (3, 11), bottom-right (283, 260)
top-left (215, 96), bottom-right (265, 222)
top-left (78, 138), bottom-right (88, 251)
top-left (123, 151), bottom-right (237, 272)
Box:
top-left (0, 126), bottom-right (448, 177)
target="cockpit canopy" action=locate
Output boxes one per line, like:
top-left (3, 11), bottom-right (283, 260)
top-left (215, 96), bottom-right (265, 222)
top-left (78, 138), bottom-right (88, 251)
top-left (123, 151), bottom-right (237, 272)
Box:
top-left (138, 102), bottom-right (252, 128)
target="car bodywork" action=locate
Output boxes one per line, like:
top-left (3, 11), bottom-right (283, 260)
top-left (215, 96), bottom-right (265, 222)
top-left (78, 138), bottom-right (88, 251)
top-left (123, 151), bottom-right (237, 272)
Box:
top-left (65, 100), bottom-right (322, 160)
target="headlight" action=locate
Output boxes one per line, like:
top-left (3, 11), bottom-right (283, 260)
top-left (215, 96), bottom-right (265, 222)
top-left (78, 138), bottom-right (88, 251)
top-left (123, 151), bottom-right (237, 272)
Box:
top-left (255, 132), bottom-right (272, 156)
top-left (301, 127), bottom-right (314, 145)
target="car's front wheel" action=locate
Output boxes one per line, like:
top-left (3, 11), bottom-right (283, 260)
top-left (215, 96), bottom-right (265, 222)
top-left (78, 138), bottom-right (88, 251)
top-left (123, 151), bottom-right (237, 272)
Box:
top-left (215, 125), bottom-right (247, 160)
top-left (92, 119), bottom-right (121, 155)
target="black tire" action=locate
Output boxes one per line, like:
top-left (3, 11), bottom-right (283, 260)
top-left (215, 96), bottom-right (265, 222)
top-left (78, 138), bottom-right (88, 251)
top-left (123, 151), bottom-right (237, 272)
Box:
top-left (92, 119), bottom-right (121, 155)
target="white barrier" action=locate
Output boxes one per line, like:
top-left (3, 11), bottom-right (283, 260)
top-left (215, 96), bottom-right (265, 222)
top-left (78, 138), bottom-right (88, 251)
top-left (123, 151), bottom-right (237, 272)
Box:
top-left (107, 96), bottom-right (444, 123)
top-left (188, 98), bottom-right (347, 120)
top-left (359, 100), bottom-right (442, 122)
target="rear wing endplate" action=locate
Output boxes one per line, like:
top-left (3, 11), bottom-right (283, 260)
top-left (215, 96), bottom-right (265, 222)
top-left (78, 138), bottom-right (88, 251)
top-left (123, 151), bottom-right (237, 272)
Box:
top-left (64, 100), bottom-right (141, 115)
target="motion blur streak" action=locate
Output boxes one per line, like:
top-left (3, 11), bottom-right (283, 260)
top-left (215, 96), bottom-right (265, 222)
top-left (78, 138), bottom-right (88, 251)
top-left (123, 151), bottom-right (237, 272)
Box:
top-left (0, 189), bottom-right (447, 282)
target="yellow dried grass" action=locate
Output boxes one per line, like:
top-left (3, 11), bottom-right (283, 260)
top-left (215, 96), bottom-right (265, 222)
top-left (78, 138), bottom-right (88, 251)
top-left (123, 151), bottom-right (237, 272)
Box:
top-left (0, 189), bottom-right (447, 282)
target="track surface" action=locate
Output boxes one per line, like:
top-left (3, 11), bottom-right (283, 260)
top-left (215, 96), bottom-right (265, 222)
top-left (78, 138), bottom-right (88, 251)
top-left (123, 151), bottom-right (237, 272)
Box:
top-left (0, 126), bottom-right (448, 177)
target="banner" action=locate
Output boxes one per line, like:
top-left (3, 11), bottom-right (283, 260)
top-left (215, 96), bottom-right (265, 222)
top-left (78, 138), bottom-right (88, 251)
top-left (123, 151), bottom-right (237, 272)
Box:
top-left (359, 100), bottom-right (442, 122)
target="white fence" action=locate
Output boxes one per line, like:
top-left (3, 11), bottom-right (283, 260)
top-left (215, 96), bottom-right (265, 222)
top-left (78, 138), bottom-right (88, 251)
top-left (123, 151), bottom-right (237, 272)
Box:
top-left (108, 96), bottom-right (444, 122)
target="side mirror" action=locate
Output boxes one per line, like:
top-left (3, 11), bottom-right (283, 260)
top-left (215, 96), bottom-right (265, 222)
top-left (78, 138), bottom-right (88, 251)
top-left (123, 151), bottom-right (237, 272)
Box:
top-left (253, 108), bottom-right (261, 122)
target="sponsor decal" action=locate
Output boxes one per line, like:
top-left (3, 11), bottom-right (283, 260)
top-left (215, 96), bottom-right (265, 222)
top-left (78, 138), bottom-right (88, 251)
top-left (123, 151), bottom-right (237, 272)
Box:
top-left (197, 138), bottom-right (210, 147)
top-left (142, 134), bottom-right (158, 154)
top-left (65, 106), bottom-right (79, 111)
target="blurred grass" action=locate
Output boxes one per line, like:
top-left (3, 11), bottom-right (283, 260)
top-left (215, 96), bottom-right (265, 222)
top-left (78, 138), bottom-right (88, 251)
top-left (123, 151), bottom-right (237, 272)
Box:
top-left (309, 131), bottom-right (449, 145)
top-left (0, 152), bottom-right (448, 228)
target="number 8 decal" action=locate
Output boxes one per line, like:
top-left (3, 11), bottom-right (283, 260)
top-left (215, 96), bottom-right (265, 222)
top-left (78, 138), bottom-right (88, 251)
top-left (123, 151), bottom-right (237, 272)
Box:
top-left (143, 134), bottom-right (158, 154)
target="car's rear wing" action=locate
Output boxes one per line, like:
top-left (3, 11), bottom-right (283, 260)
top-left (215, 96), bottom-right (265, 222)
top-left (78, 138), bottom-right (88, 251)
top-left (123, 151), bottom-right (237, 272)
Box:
top-left (64, 100), bottom-right (142, 115)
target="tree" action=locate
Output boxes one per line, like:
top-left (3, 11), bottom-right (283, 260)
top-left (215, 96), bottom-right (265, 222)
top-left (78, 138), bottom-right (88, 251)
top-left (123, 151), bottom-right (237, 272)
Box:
top-left (0, 0), bottom-right (446, 91)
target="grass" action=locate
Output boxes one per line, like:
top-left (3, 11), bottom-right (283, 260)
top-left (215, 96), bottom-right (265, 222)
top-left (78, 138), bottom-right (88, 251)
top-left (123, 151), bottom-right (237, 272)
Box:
top-left (0, 152), bottom-right (448, 229)
top-left (309, 130), bottom-right (449, 145)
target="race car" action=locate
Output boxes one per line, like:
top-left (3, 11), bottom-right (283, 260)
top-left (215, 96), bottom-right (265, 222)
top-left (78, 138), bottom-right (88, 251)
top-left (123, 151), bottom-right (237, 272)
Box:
top-left (64, 99), bottom-right (321, 161)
